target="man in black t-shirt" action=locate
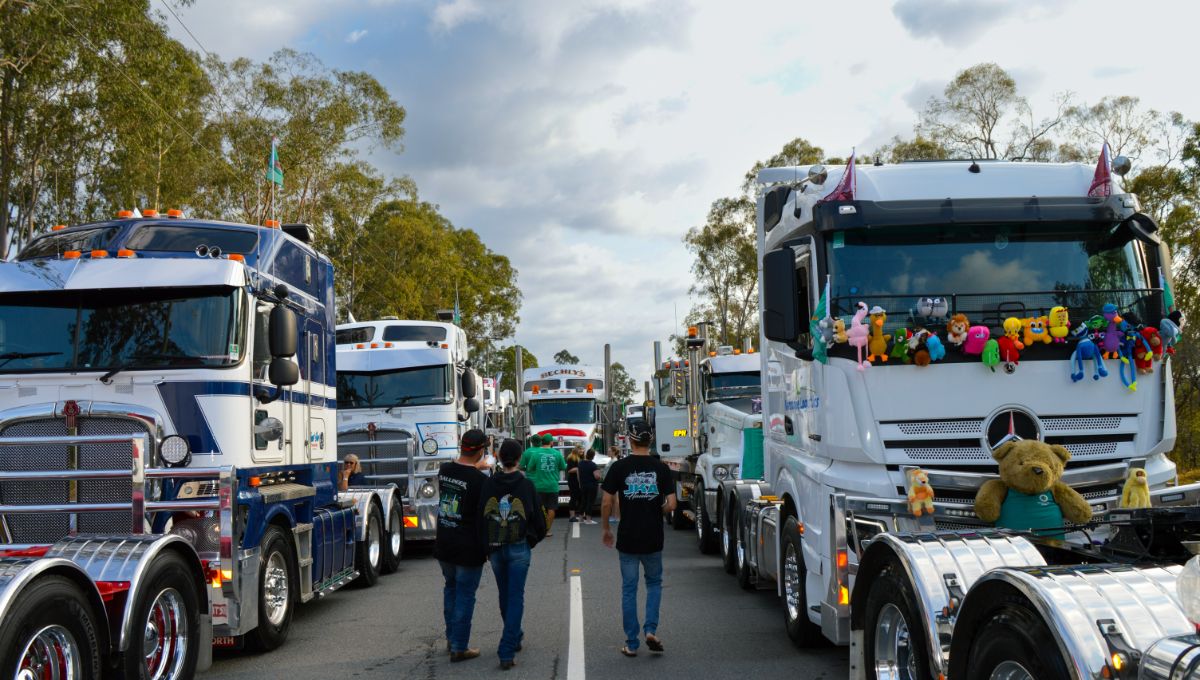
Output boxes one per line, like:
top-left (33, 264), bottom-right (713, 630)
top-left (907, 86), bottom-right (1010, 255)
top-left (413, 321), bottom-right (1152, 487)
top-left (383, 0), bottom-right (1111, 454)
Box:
top-left (435, 428), bottom-right (489, 662)
top-left (601, 419), bottom-right (675, 657)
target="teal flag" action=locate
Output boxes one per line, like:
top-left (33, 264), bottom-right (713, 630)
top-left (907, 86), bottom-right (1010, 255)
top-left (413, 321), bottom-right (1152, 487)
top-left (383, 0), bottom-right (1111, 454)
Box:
top-left (265, 138), bottom-right (284, 187)
top-left (810, 276), bottom-right (831, 364)
top-left (1161, 267), bottom-right (1175, 312)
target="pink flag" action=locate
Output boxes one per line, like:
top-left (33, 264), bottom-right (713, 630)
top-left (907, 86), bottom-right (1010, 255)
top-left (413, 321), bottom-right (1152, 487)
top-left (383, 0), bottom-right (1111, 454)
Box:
top-left (823, 152), bottom-right (856, 202)
top-left (1088, 142), bottom-right (1112, 198)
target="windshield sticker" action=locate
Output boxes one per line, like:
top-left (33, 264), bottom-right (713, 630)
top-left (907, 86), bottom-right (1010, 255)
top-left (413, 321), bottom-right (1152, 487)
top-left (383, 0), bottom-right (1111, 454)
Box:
top-left (228, 343), bottom-right (240, 357)
top-left (832, 232), bottom-right (845, 249)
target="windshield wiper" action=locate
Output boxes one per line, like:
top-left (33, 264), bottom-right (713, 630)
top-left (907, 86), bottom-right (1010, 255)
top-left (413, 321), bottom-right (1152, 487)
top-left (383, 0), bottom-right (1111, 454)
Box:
top-left (385, 394), bottom-right (440, 414)
top-left (98, 353), bottom-right (205, 384)
top-left (0, 351), bottom-right (62, 369)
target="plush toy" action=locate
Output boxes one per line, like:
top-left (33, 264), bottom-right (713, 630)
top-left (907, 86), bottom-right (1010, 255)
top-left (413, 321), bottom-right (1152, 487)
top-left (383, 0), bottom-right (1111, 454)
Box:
top-left (1138, 327), bottom-right (1162, 373)
top-left (1021, 316), bottom-right (1052, 346)
top-left (947, 314), bottom-right (969, 348)
top-left (906, 468), bottom-right (935, 517)
top-left (833, 318), bottom-right (848, 344)
top-left (1069, 338), bottom-right (1108, 382)
top-left (1120, 467), bottom-right (1151, 509)
top-left (867, 306), bottom-right (892, 363)
top-left (926, 333), bottom-right (946, 362)
top-left (890, 329), bottom-right (912, 363)
top-left (1002, 317), bottom-right (1026, 348)
top-left (908, 329), bottom-right (931, 366)
top-left (997, 336), bottom-right (1021, 373)
top-left (982, 339), bottom-right (1000, 372)
top-left (847, 302), bottom-right (871, 372)
top-left (963, 325), bottom-right (990, 355)
top-left (974, 439), bottom-right (1092, 535)
top-left (1101, 303), bottom-right (1125, 359)
top-left (917, 297), bottom-right (949, 319)
top-left (1048, 306), bottom-right (1071, 343)
top-left (1161, 315), bottom-right (1182, 356)
top-left (816, 316), bottom-right (835, 348)
top-left (1073, 315), bottom-right (1106, 341)
top-left (1119, 327), bottom-right (1152, 391)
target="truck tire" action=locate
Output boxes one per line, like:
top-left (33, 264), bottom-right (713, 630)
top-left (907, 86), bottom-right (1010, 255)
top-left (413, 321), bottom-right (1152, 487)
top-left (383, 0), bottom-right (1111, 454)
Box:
top-left (695, 486), bottom-right (717, 554)
top-left (0, 575), bottom-right (102, 679)
top-left (781, 516), bottom-right (825, 647)
top-left (245, 525), bottom-right (298, 652)
top-left (119, 550), bottom-right (201, 679)
top-left (735, 515), bottom-right (755, 591)
top-left (354, 503), bottom-right (384, 587)
top-left (381, 504), bottom-right (405, 575)
top-left (963, 596), bottom-right (1070, 680)
top-left (863, 564), bottom-right (931, 679)
top-left (721, 497), bottom-right (737, 574)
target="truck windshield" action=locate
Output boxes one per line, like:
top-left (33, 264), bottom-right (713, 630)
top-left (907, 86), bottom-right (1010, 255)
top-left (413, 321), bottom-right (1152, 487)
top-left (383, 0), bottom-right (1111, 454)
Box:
top-left (826, 221), bottom-right (1158, 324)
top-left (0, 286), bottom-right (245, 373)
top-left (530, 399), bottom-right (596, 425)
top-left (336, 365), bottom-right (453, 409)
top-left (706, 371), bottom-right (760, 400)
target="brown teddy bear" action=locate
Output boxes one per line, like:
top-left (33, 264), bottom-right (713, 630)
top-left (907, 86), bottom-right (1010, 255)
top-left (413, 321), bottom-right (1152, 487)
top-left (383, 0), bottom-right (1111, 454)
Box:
top-left (974, 439), bottom-right (1092, 535)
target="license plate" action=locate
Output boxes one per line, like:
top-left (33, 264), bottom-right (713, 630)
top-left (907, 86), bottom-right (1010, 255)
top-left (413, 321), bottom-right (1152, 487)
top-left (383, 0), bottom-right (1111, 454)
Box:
top-left (558, 496), bottom-right (571, 505)
top-left (213, 636), bottom-right (239, 648)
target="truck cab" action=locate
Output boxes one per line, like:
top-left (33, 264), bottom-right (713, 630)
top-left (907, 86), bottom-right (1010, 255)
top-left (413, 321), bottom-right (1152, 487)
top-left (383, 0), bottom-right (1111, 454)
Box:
top-left (335, 319), bottom-right (480, 540)
top-left (522, 365), bottom-right (611, 504)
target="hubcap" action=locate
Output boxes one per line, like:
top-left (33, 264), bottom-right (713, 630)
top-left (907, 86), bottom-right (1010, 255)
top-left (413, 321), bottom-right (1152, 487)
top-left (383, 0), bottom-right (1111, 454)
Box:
top-left (783, 543), bottom-right (801, 621)
top-left (368, 516), bottom-right (382, 567)
top-left (263, 551), bottom-right (290, 627)
top-left (695, 502), bottom-right (704, 541)
top-left (873, 603), bottom-right (918, 680)
top-left (389, 518), bottom-right (402, 556)
top-left (722, 513), bottom-right (731, 556)
top-left (989, 661), bottom-right (1034, 680)
top-left (736, 531), bottom-right (745, 568)
top-left (143, 588), bottom-right (188, 680)
top-left (17, 625), bottom-right (80, 680)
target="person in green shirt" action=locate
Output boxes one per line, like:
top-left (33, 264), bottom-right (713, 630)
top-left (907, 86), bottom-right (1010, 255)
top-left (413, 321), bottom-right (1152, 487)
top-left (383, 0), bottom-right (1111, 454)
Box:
top-left (521, 434), bottom-right (567, 536)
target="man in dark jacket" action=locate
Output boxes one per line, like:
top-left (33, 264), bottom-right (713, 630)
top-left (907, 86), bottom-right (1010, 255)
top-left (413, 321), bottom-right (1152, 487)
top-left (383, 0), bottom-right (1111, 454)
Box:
top-left (478, 439), bottom-right (546, 670)
top-left (435, 428), bottom-right (489, 662)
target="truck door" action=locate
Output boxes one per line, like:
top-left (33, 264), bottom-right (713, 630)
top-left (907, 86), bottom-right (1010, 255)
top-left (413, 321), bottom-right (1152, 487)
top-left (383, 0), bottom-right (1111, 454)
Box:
top-left (305, 320), bottom-right (327, 462)
top-left (252, 299), bottom-right (287, 464)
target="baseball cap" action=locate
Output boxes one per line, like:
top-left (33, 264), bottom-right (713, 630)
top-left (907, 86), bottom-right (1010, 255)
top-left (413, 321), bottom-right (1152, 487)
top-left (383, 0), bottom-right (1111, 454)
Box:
top-left (461, 428), bottom-right (487, 453)
top-left (627, 419), bottom-right (652, 444)
top-left (540, 433), bottom-right (555, 446)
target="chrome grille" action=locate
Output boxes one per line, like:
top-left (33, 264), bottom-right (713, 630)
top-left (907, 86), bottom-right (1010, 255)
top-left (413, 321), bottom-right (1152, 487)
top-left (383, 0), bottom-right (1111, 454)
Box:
top-left (896, 420), bottom-right (983, 436)
top-left (1062, 441), bottom-right (1119, 458)
top-left (340, 429), bottom-right (413, 495)
top-left (1042, 416), bottom-right (1122, 431)
top-left (0, 417), bottom-right (149, 544)
top-left (901, 447), bottom-right (989, 462)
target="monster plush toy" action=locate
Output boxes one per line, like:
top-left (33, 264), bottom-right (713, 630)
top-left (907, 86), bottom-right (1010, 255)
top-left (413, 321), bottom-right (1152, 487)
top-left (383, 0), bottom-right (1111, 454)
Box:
top-left (1100, 303), bottom-right (1125, 359)
top-left (847, 302), bottom-right (871, 372)
top-left (867, 306), bottom-right (891, 363)
top-left (947, 314), bottom-right (970, 348)
top-left (1069, 338), bottom-right (1108, 382)
top-left (982, 339), bottom-right (1000, 372)
top-left (963, 326), bottom-right (991, 356)
top-left (1048, 306), bottom-right (1071, 343)
top-left (890, 329), bottom-right (912, 363)
top-left (1119, 327), bottom-right (1153, 392)
top-left (1021, 316), bottom-right (1052, 346)
top-left (975, 439), bottom-right (1092, 536)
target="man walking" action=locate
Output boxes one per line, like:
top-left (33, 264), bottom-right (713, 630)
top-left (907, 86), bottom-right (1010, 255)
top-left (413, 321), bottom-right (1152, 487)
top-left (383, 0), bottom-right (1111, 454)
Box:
top-left (478, 439), bottom-right (546, 670)
top-left (435, 428), bottom-right (489, 662)
top-left (520, 433), bottom-right (566, 536)
top-left (601, 419), bottom-right (675, 657)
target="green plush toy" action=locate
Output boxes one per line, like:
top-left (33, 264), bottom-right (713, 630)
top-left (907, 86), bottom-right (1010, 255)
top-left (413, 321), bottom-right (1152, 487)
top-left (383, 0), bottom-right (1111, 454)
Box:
top-left (890, 328), bottom-right (911, 363)
top-left (982, 339), bottom-right (1000, 372)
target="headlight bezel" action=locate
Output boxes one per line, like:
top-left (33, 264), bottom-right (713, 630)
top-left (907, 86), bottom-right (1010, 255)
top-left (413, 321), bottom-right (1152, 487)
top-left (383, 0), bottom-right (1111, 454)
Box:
top-left (160, 435), bottom-right (191, 467)
top-left (422, 438), bottom-right (439, 455)
top-left (418, 481), bottom-right (438, 498)
top-left (712, 465), bottom-right (729, 480)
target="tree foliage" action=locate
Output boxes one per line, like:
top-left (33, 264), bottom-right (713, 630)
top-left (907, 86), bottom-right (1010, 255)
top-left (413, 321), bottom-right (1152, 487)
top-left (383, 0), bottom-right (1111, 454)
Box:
top-left (608, 361), bottom-right (637, 404)
top-left (553, 349), bottom-right (580, 365)
top-left (484, 345), bottom-right (538, 395)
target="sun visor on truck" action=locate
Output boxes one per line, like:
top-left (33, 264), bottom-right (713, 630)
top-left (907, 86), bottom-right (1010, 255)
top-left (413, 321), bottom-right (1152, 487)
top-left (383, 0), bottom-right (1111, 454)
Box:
top-left (334, 346), bottom-right (453, 372)
top-left (0, 257), bottom-right (247, 293)
top-left (811, 195), bottom-right (1132, 232)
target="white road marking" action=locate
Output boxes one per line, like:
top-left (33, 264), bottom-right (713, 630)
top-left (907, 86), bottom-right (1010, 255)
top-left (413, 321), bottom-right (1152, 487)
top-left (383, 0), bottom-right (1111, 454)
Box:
top-left (568, 574), bottom-right (585, 680)
top-left (572, 522), bottom-right (580, 539)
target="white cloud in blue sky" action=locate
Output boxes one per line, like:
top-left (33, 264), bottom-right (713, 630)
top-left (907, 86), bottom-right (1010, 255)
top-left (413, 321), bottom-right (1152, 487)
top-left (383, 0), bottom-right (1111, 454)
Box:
top-left (165, 0), bottom-right (1200, 387)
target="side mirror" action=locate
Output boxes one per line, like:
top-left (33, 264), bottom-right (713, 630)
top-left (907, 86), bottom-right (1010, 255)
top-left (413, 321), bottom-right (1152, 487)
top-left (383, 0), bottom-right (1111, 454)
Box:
top-left (762, 247), bottom-right (800, 342)
top-left (464, 397), bottom-right (480, 413)
top-left (460, 369), bottom-right (478, 398)
top-left (269, 305), bottom-right (297, 357)
top-left (269, 357), bottom-right (299, 386)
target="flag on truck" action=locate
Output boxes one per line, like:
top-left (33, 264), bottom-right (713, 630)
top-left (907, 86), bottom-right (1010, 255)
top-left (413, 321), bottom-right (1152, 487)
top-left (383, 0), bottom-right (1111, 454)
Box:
top-left (266, 137), bottom-right (284, 187)
top-left (1161, 266), bottom-right (1175, 312)
top-left (1088, 141), bottom-right (1112, 198)
top-left (810, 275), bottom-right (832, 364)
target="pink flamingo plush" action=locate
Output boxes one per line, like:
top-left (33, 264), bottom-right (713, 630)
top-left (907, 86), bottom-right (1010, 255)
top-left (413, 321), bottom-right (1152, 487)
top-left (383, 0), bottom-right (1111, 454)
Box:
top-left (847, 301), bottom-right (871, 371)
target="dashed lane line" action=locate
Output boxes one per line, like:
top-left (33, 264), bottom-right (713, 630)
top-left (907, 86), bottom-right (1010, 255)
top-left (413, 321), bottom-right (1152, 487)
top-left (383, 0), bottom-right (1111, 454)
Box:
top-left (568, 573), bottom-right (585, 680)
top-left (572, 522), bottom-right (581, 539)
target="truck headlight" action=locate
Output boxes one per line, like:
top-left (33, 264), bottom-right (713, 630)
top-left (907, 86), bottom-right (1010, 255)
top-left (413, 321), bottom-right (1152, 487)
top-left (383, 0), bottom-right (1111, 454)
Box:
top-left (730, 465), bottom-right (740, 479)
top-left (160, 435), bottom-right (191, 467)
top-left (1179, 555), bottom-right (1200, 624)
top-left (419, 481), bottom-right (437, 498)
top-left (713, 465), bottom-right (729, 480)
top-left (422, 438), bottom-right (438, 455)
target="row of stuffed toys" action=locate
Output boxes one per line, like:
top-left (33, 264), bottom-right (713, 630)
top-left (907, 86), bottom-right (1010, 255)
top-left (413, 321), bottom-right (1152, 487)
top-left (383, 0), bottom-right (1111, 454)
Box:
top-left (820, 299), bottom-right (1184, 391)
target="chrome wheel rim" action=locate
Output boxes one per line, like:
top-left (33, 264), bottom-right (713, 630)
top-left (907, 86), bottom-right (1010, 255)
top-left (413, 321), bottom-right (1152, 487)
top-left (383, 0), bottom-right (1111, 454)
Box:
top-left (695, 502), bottom-right (704, 541)
top-left (263, 551), bottom-right (289, 626)
top-left (722, 511), bottom-right (731, 556)
top-left (17, 625), bottom-right (80, 680)
top-left (873, 603), bottom-right (918, 680)
top-left (989, 661), bottom-right (1034, 680)
top-left (143, 587), bottom-right (188, 680)
top-left (368, 516), bottom-right (382, 568)
top-left (389, 516), bottom-right (402, 557)
top-left (736, 530), bottom-right (745, 568)
top-left (783, 543), bottom-right (802, 621)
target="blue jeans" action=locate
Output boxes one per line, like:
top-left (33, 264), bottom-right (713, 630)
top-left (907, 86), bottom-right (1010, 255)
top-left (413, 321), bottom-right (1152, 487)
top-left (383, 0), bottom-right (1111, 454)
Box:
top-left (439, 560), bottom-right (483, 653)
top-left (618, 551), bottom-right (663, 651)
top-left (489, 543), bottom-right (532, 661)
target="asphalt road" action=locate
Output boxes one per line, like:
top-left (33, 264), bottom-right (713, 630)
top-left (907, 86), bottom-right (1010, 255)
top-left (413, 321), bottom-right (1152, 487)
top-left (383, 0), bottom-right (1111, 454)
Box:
top-left (202, 517), bottom-right (848, 679)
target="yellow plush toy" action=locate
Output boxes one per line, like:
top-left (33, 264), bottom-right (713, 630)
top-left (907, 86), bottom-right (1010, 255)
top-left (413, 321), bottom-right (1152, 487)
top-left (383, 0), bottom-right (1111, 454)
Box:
top-left (1120, 468), bottom-right (1151, 509)
top-left (867, 306), bottom-right (891, 363)
top-left (1049, 306), bottom-right (1071, 343)
top-left (906, 468), bottom-right (935, 517)
top-left (1021, 316), bottom-right (1052, 346)
top-left (1003, 317), bottom-right (1026, 349)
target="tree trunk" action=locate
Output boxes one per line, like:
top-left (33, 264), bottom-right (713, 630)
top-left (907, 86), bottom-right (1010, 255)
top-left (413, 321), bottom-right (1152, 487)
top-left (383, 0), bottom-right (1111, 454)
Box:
top-left (0, 69), bottom-right (15, 259)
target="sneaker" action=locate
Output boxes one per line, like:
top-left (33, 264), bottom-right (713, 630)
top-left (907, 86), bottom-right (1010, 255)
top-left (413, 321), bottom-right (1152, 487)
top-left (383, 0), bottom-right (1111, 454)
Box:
top-left (450, 649), bottom-right (481, 662)
top-left (500, 660), bottom-right (516, 670)
top-left (569, 516), bottom-right (580, 523)
top-left (585, 519), bottom-right (597, 525)
top-left (645, 635), bottom-right (664, 653)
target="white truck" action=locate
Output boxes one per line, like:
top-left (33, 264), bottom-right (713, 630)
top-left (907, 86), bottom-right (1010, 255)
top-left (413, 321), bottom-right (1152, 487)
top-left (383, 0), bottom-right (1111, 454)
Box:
top-left (0, 213), bottom-right (403, 678)
top-left (718, 153), bottom-right (1200, 679)
top-left (335, 318), bottom-right (481, 541)
top-left (521, 364), bottom-right (611, 505)
top-left (483, 377), bottom-right (515, 441)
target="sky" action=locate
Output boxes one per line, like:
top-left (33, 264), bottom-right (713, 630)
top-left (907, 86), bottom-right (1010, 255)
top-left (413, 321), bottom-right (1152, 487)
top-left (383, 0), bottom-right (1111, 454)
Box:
top-left (164, 0), bottom-right (1200, 389)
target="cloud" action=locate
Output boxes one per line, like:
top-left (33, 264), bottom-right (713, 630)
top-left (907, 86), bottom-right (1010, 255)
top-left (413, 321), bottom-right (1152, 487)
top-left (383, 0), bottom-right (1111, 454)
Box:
top-left (431, 0), bottom-right (485, 32)
top-left (346, 29), bottom-right (368, 43)
top-left (891, 0), bottom-right (1066, 48)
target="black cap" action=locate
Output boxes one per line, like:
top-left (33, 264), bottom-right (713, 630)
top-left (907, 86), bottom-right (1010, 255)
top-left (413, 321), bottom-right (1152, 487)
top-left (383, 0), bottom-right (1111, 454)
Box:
top-left (461, 428), bottom-right (487, 453)
top-left (498, 438), bottom-right (523, 466)
top-left (627, 419), bottom-right (652, 445)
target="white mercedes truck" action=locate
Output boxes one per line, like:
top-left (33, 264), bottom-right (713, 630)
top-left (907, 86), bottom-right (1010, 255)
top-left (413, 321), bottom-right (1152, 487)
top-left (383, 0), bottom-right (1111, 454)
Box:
top-left (521, 364), bottom-right (611, 505)
top-left (335, 319), bottom-right (481, 541)
top-left (718, 152), bottom-right (1200, 680)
